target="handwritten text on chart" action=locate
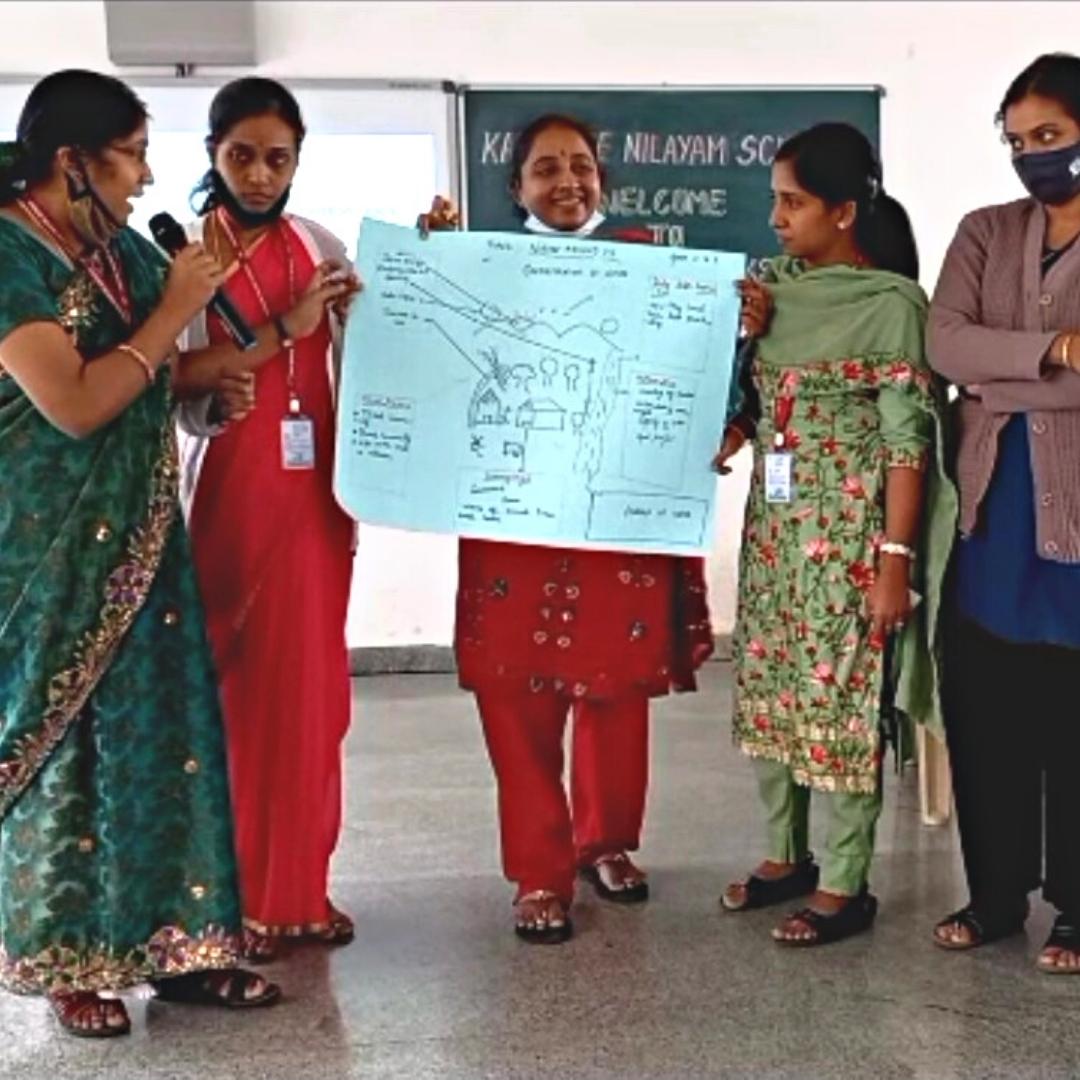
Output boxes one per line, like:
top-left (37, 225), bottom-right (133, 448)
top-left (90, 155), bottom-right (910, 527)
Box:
top-left (334, 220), bottom-right (744, 554)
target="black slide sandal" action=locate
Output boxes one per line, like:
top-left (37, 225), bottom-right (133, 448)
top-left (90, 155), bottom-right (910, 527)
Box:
top-left (151, 968), bottom-right (281, 1009)
top-left (933, 903), bottom-right (1028, 951)
top-left (773, 887), bottom-right (878, 947)
top-left (721, 856), bottom-right (820, 912)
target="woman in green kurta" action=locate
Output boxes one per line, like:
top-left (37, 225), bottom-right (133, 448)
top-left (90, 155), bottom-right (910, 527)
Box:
top-left (0, 71), bottom-right (277, 1037)
top-left (714, 124), bottom-right (955, 946)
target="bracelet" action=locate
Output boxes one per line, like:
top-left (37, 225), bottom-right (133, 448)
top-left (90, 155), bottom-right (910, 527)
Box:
top-left (273, 314), bottom-right (295, 350)
top-left (879, 541), bottom-right (916, 560)
top-left (117, 343), bottom-right (154, 385)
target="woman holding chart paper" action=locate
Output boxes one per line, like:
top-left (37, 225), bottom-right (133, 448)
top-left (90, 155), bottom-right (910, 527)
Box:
top-left (420, 113), bottom-right (715, 945)
top-left (714, 123), bottom-right (954, 946)
top-left (174, 78), bottom-right (359, 964)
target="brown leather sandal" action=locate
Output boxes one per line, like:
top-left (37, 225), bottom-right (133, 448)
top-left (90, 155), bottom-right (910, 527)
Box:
top-left (48, 990), bottom-right (131, 1039)
top-left (241, 926), bottom-right (279, 964)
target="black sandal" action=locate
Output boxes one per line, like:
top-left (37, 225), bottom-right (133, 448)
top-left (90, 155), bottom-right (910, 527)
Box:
top-left (932, 902), bottom-right (1028, 952)
top-left (773, 887), bottom-right (878, 947)
top-left (580, 853), bottom-right (650, 905)
top-left (721, 856), bottom-right (820, 912)
top-left (151, 968), bottom-right (281, 1009)
top-left (1038, 914), bottom-right (1080, 975)
top-left (514, 890), bottom-right (574, 945)
top-left (310, 903), bottom-right (355, 946)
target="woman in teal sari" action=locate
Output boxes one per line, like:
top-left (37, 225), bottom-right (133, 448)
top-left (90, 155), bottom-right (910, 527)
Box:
top-left (0, 71), bottom-right (277, 1037)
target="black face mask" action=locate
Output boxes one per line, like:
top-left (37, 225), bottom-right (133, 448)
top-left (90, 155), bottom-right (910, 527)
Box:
top-left (66, 161), bottom-right (123, 249)
top-left (209, 168), bottom-right (291, 227)
top-left (1013, 141), bottom-right (1080, 206)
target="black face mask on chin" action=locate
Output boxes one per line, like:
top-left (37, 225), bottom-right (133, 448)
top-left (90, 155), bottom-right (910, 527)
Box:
top-left (210, 168), bottom-right (291, 227)
top-left (66, 161), bottom-right (123, 250)
top-left (1013, 140), bottom-right (1080, 207)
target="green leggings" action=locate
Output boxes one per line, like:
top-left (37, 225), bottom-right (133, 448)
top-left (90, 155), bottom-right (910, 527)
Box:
top-left (755, 758), bottom-right (883, 896)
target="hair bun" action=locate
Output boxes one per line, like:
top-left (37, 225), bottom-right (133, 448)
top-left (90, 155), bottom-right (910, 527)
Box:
top-left (0, 140), bottom-right (27, 194)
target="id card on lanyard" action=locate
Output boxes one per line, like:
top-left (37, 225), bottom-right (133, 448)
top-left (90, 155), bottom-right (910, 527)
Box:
top-left (764, 395), bottom-right (795, 504)
top-left (281, 403), bottom-right (316, 470)
top-left (217, 210), bottom-right (315, 471)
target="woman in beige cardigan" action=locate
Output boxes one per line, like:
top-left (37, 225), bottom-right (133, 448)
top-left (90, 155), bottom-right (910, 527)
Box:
top-left (928, 53), bottom-right (1080, 973)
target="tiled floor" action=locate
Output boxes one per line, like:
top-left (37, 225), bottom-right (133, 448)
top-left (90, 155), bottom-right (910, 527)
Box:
top-left (1, 664), bottom-right (1076, 1079)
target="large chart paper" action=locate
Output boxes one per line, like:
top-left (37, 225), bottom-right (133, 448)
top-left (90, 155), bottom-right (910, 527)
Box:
top-left (334, 220), bottom-right (743, 554)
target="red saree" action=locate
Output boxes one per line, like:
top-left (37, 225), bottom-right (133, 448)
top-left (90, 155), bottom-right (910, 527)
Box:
top-left (188, 217), bottom-right (354, 936)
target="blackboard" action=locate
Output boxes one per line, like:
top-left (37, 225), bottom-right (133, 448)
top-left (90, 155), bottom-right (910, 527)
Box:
top-left (460, 87), bottom-right (881, 256)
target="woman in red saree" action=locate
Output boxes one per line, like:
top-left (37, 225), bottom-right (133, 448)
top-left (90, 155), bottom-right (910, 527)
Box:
top-left (175, 78), bottom-right (359, 962)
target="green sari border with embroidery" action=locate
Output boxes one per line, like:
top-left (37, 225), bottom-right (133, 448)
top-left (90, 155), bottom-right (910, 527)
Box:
top-left (0, 420), bottom-right (179, 822)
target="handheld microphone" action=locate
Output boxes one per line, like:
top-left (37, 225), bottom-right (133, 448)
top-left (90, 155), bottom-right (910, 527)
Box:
top-left (149, 212), bottom-right (257, 351)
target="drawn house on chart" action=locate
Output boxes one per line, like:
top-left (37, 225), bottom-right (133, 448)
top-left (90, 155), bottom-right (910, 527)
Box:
top-left (516, 397), bottom-right (566, 432)
top-left (470, 385), bottom-right (507, 426)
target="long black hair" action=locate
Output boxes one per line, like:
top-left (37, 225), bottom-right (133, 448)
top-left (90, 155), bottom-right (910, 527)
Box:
top-left (775, 122), bottom-right (919, 281)
top-left (998, 52), bottom-right (1080, 126)
top-left (191, 76), bottom-right (306, 214)
top-left (508, 113), bottom-right (606, 220)
top-left (0, 70), bottom-right (147, 204)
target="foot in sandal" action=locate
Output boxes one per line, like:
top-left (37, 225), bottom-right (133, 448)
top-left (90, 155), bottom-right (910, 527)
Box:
top-left (721, 856), bottom-right (819, 912)
top-left (514, 889), bottom-right (573, 945)
top-left (772, 886), bottom-right (877, 946)
top-left (1037, 913), bottom-right (1080, 974)
top-left (48, 990), bottom-right (130, 1039)
top-left (151, 968), bottom-right (281, 1008)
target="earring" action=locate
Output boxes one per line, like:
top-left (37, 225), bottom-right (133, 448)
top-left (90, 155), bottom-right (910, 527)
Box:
top-left (838, 222), bottom-right (849, 231)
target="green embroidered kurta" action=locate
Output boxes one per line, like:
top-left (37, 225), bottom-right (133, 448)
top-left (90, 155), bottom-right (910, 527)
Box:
top-left (732, 259), bottom-right (956, 795)
top-left (0, 216), bottom-right (241, 994)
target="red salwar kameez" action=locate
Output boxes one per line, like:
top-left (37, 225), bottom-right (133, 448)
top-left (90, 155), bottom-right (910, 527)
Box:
top-left (188, 215), bottom-right (354, 937)
top-left (457, 539), bottom-right (713, 903)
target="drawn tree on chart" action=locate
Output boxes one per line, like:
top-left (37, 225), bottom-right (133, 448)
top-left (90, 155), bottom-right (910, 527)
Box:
top-left (398, 260), bottom-right (628, 486)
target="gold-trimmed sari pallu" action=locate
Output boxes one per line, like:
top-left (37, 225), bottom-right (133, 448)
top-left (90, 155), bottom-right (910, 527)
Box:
top-left (0, 213), bottom-right (242, 994)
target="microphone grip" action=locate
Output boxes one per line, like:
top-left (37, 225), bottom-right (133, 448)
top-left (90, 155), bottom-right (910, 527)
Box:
top-left (209, 289), bottom-right (257, 351)
top-left (148, 212), bottom-right (257, 352)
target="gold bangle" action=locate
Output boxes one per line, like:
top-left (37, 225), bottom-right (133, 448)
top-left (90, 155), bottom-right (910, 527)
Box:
top-left (117, 343), bottom-right (154, 386)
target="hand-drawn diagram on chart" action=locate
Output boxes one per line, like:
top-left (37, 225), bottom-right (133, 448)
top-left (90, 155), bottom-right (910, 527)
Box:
top-left (334, 219), bottom-right (744, 554)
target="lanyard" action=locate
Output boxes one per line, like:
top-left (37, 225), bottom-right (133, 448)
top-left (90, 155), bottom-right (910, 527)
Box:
top-left (773, 395), bottom-right (795, 450)
top-left (19, 196), bottom-right (132, 325)
top-left (215, 208), bottom-right (300, 410)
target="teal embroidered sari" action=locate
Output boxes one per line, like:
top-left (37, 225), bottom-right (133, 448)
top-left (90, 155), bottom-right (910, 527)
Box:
top-left (0, 216), bottom-right (241, 994)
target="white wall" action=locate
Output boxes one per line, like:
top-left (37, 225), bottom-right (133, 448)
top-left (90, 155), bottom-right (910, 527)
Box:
top-left (3, 0), bottom-right (1078, 646)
